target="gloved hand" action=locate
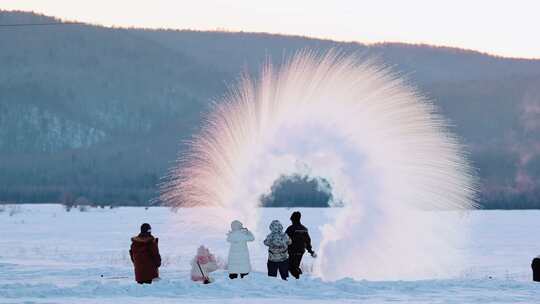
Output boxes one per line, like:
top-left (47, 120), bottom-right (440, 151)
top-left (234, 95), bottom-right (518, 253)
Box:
top-left (310, 251), bottom-right (317, 258)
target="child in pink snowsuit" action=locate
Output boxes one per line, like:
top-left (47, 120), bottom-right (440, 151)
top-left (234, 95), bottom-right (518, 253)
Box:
top-left (190, 245), bottom-right (218, 282)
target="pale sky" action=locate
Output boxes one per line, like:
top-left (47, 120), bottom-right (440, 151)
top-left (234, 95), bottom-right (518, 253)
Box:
top-left (1, 0), bottom-right (539, 59)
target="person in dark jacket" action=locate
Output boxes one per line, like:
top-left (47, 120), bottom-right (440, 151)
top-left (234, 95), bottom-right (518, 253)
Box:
top-left (532, 256), bottom-right (540, 282)
top-left (130, 223), bottom-right (162, 284)
top-left (285, 211), bottom-right (316, 279)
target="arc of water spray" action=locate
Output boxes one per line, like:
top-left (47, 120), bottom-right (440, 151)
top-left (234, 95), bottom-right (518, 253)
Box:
top-left (161, 50), bottom-right (477, 281)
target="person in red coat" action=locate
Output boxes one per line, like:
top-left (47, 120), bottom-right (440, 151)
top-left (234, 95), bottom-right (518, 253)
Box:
top-left (129, 223), bottom-right (161, 284)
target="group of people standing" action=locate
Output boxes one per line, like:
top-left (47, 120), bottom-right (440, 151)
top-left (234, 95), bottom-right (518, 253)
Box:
top-left (129, 211), bottom-right (315, 284)
top-left (226, 211), bottom-right (316, 281)
top-left (263, 211), bottom-right (316, 280)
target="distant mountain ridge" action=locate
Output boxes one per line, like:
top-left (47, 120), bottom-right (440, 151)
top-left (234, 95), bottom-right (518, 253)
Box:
top-left (1, 11), bottom-right (539, 208)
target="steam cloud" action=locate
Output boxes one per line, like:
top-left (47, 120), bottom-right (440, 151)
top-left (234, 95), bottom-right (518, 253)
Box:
top-left (162, 51), bottom-right (476, 280)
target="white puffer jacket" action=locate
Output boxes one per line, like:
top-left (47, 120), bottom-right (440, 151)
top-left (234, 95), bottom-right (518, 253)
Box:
top-left (227, 220), bottom-right (255, 274)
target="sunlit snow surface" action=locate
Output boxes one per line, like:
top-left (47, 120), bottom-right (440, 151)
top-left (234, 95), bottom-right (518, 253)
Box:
top-left (1, 205), bottom-right (539, 303)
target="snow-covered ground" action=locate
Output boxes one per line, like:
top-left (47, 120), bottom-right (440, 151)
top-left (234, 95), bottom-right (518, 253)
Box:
top-left (1, 205), bottom-right (539, 303)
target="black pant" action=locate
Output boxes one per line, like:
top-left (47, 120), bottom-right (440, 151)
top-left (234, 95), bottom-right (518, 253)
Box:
top-left (229, 273), bottom-right (248, 279)
top-left (289, 252), bottom-right (304, 279)
top-left (267, 259), bottom-right (289, 280)
top-left (532, 258), bottom-right (540, 282)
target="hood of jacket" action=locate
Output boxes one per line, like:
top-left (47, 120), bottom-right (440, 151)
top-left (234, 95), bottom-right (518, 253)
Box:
top-left (269, 220), bottom-right (283, 233)
top-left (197, 245), bottom-right (210, 257)
top-left (131, 233), bottom-right (154, 244)
top-left (231, 220), bottom-right (243, 231)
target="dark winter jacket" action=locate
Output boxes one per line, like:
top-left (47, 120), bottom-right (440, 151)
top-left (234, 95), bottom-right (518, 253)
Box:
top-left (285, 221), bottom-right (313, 255)
top-left (532, 257), bottom-right (540, 282)
top-left (129, 233), bottom-right (161, 283)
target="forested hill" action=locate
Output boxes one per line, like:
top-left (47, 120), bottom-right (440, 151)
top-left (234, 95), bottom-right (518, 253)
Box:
top-left (1, 11), bottom-right (540, 208)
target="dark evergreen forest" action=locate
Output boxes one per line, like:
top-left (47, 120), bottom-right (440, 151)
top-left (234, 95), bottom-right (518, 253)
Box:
top-left (1, 11), bottom-right (540, 208)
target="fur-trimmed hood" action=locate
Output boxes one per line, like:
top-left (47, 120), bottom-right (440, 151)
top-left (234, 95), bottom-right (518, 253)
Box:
top-left (131, 234), bottom-right (155, 243)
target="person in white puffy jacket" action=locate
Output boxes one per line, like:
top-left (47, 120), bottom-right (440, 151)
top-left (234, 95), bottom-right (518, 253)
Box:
top-left (226, 220), bottom-right (255, 279)
top-left (191, 245), bottom-right (218, 283)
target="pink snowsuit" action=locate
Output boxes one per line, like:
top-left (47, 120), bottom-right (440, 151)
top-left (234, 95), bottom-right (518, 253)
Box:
top-left (190, 246), bottom-right (218, 282)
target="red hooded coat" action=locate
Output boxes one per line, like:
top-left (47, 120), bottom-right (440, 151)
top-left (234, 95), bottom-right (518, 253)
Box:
top-left (129, 234), bottom-right (161, 283)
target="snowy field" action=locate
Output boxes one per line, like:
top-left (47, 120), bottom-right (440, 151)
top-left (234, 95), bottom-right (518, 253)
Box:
top-left (1, 205), bottom-right (539, 303)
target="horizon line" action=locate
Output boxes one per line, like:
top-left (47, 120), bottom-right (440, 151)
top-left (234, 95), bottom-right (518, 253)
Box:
top-left (2, 9), bottom-right (540, 61)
